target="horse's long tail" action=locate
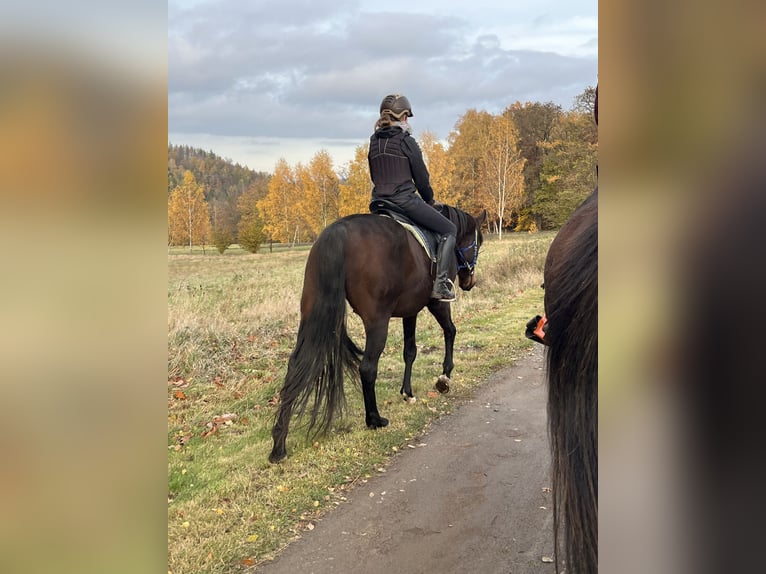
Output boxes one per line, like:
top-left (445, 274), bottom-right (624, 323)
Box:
top-left (546, 194), bottom-right (598, 574)
top-left (278, 223), bottom-right (362, 439)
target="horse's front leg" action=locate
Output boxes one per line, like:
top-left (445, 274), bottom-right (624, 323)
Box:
top-left (360, 320), bottom-right (389, 428)
top-left (400, 315), bottom-right (418, 401)
top-left (427, 300), bottom-right (456, 394)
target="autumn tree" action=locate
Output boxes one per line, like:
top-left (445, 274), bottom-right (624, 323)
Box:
top-left (478, 113), bottom-right (526, 239)
top-left (504, 101), bottom-right (563, 230)
top-left (447, 109), bottom-right (494, 214)
top-left (533, 109), bottom-right (598, 228)
top-left (168, 170), bottom-right (212, 252)
top-left (573, 85), bottom-right (598, 117)
top-left (209, 198), bottom-right (238, 253)
top-left (257, 159), bottom-right (306, 245)
top-left (418, 131), bottom-right (458, 207)
top-left (339, 144), bottom-right (371, 217)
top-left (210, 215), bottom-right (233, 254)
top-left (296, 150), bottom-right (340, 238)
top-left (236, 184), bottom-right (265, 253)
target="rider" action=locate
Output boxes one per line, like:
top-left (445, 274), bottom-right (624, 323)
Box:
top-left (367, 94), bottom-right (458, 302)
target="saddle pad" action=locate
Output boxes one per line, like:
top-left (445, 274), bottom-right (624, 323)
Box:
top-left (376, 213), bottom-right (436, 261)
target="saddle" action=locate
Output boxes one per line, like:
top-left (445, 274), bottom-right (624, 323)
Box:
top-left (369, 198), bottom-right (438, 262)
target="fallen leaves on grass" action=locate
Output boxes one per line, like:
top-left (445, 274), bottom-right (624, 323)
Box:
top-left (169, 432), bottom-right (192, 451)
top-left (201, 413), bottom-right (238, 438)
top-left (173, 390), bottom-right (187, 400)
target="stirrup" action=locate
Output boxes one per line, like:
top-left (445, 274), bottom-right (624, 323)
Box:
top-left (431, 279), bottom-right (456, 302)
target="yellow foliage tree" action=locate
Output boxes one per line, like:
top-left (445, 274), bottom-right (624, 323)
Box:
top-left (447, 109), bottom-right (495, 214)
top-left (479, 113), bottom-right (526, 239)
top-left (296, 150), bottom-right (340, 238)
top-left (339, 144), bottom-right (371, 217)
top-left (257, 159), bottom-right (305, 244)
top-left (418, 131), bottom-right (458, 207)
top-left (167, 170), bottom-right (211, 252)
top-left (236, 184), bottom-right (265, 253)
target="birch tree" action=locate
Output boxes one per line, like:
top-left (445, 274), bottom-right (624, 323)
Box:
top-left (297, 150), bottom-right (340, 238)
top-left (167, 170), bottom-right (211, 252)
top-left (479, 113), bottom-right (526, 239)
top-left (447, 109), bottom-right (494, 214)
top-left (418, 131), bottom-right (458, 207)
top-left (257, 159), bottom-right (304, 244)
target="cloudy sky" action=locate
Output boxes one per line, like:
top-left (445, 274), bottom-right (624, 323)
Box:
top-left (168, 0), bottom-right (597, 173)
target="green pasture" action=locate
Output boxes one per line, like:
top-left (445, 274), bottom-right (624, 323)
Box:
top-left (167, 231), bottom-right (554, 573)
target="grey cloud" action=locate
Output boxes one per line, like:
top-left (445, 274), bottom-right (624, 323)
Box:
top-left (169, 1), bottom-right (596, 142)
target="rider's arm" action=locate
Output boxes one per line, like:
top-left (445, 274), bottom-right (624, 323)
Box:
top-left (401, 135), bottom-right (434, 205)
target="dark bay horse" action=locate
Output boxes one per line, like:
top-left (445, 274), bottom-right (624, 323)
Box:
top-left (269, 205), bottom-right (487, 463)
top-left (527, 188), bottom-right (598, 573)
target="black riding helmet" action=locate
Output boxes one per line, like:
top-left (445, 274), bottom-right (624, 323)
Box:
top-left (380, 94), bottom-right (413, 119)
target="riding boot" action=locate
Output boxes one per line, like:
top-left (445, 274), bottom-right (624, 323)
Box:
top-left (431, 234), bottom-right (457, 302)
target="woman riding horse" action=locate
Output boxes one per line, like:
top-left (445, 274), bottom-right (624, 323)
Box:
top-left (368, 94), bottom-right (457, 302)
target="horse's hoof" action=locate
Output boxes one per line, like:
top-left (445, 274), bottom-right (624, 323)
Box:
top-left (268, 449), bottom-right (287, 464)
top-left (366, 415), bottom-right (389, 429)
top-left (435, 375), bottom-right (450, 394)
top-left (401, 393), bottom-right (417, 403)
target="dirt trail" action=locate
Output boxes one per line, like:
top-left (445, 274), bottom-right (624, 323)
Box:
top-left (256, 345), bottom-right (555, 574)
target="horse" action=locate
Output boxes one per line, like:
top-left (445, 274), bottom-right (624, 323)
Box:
top-left (526, 187), bottom-right (598, 574)
top-left (269, 204), bottom-right (487, 463)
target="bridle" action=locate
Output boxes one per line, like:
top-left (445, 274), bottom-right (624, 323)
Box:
top-left (456, 228), bottom-right (479, 276)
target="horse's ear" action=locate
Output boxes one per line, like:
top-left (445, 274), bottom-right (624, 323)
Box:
top-left (476, 209), bottom-right (488, 228)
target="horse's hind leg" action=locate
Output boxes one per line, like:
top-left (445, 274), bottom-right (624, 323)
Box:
top-left (400, 315), bottom-right (417, 400)
top-left (427, 300), bottom-right (456, 393)
top-left (360, 320), bottom-right (389, 428)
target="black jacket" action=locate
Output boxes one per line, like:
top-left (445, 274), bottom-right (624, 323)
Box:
top-left (368, 126), bottom-right (434, 204)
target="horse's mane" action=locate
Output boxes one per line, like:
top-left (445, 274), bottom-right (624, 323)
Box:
top-left (438, 204), bottom-right (471, 235)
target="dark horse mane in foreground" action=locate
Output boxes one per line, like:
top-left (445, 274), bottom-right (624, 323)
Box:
top-left (534, 188), bottom-right (598, 573)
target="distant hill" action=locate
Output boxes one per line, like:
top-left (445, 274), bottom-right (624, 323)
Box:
top-left (168, 143), bottom-right (270, 204)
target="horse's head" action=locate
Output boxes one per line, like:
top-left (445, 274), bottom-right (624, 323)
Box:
top-left (455, 209), bottom-right (487, 291)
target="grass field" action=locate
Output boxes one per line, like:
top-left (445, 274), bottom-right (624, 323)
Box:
top-left (168, 231), bottom-right (555, 573)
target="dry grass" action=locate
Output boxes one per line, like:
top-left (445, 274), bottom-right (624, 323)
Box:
top-left (167, 231), bottom-right (555, 573)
